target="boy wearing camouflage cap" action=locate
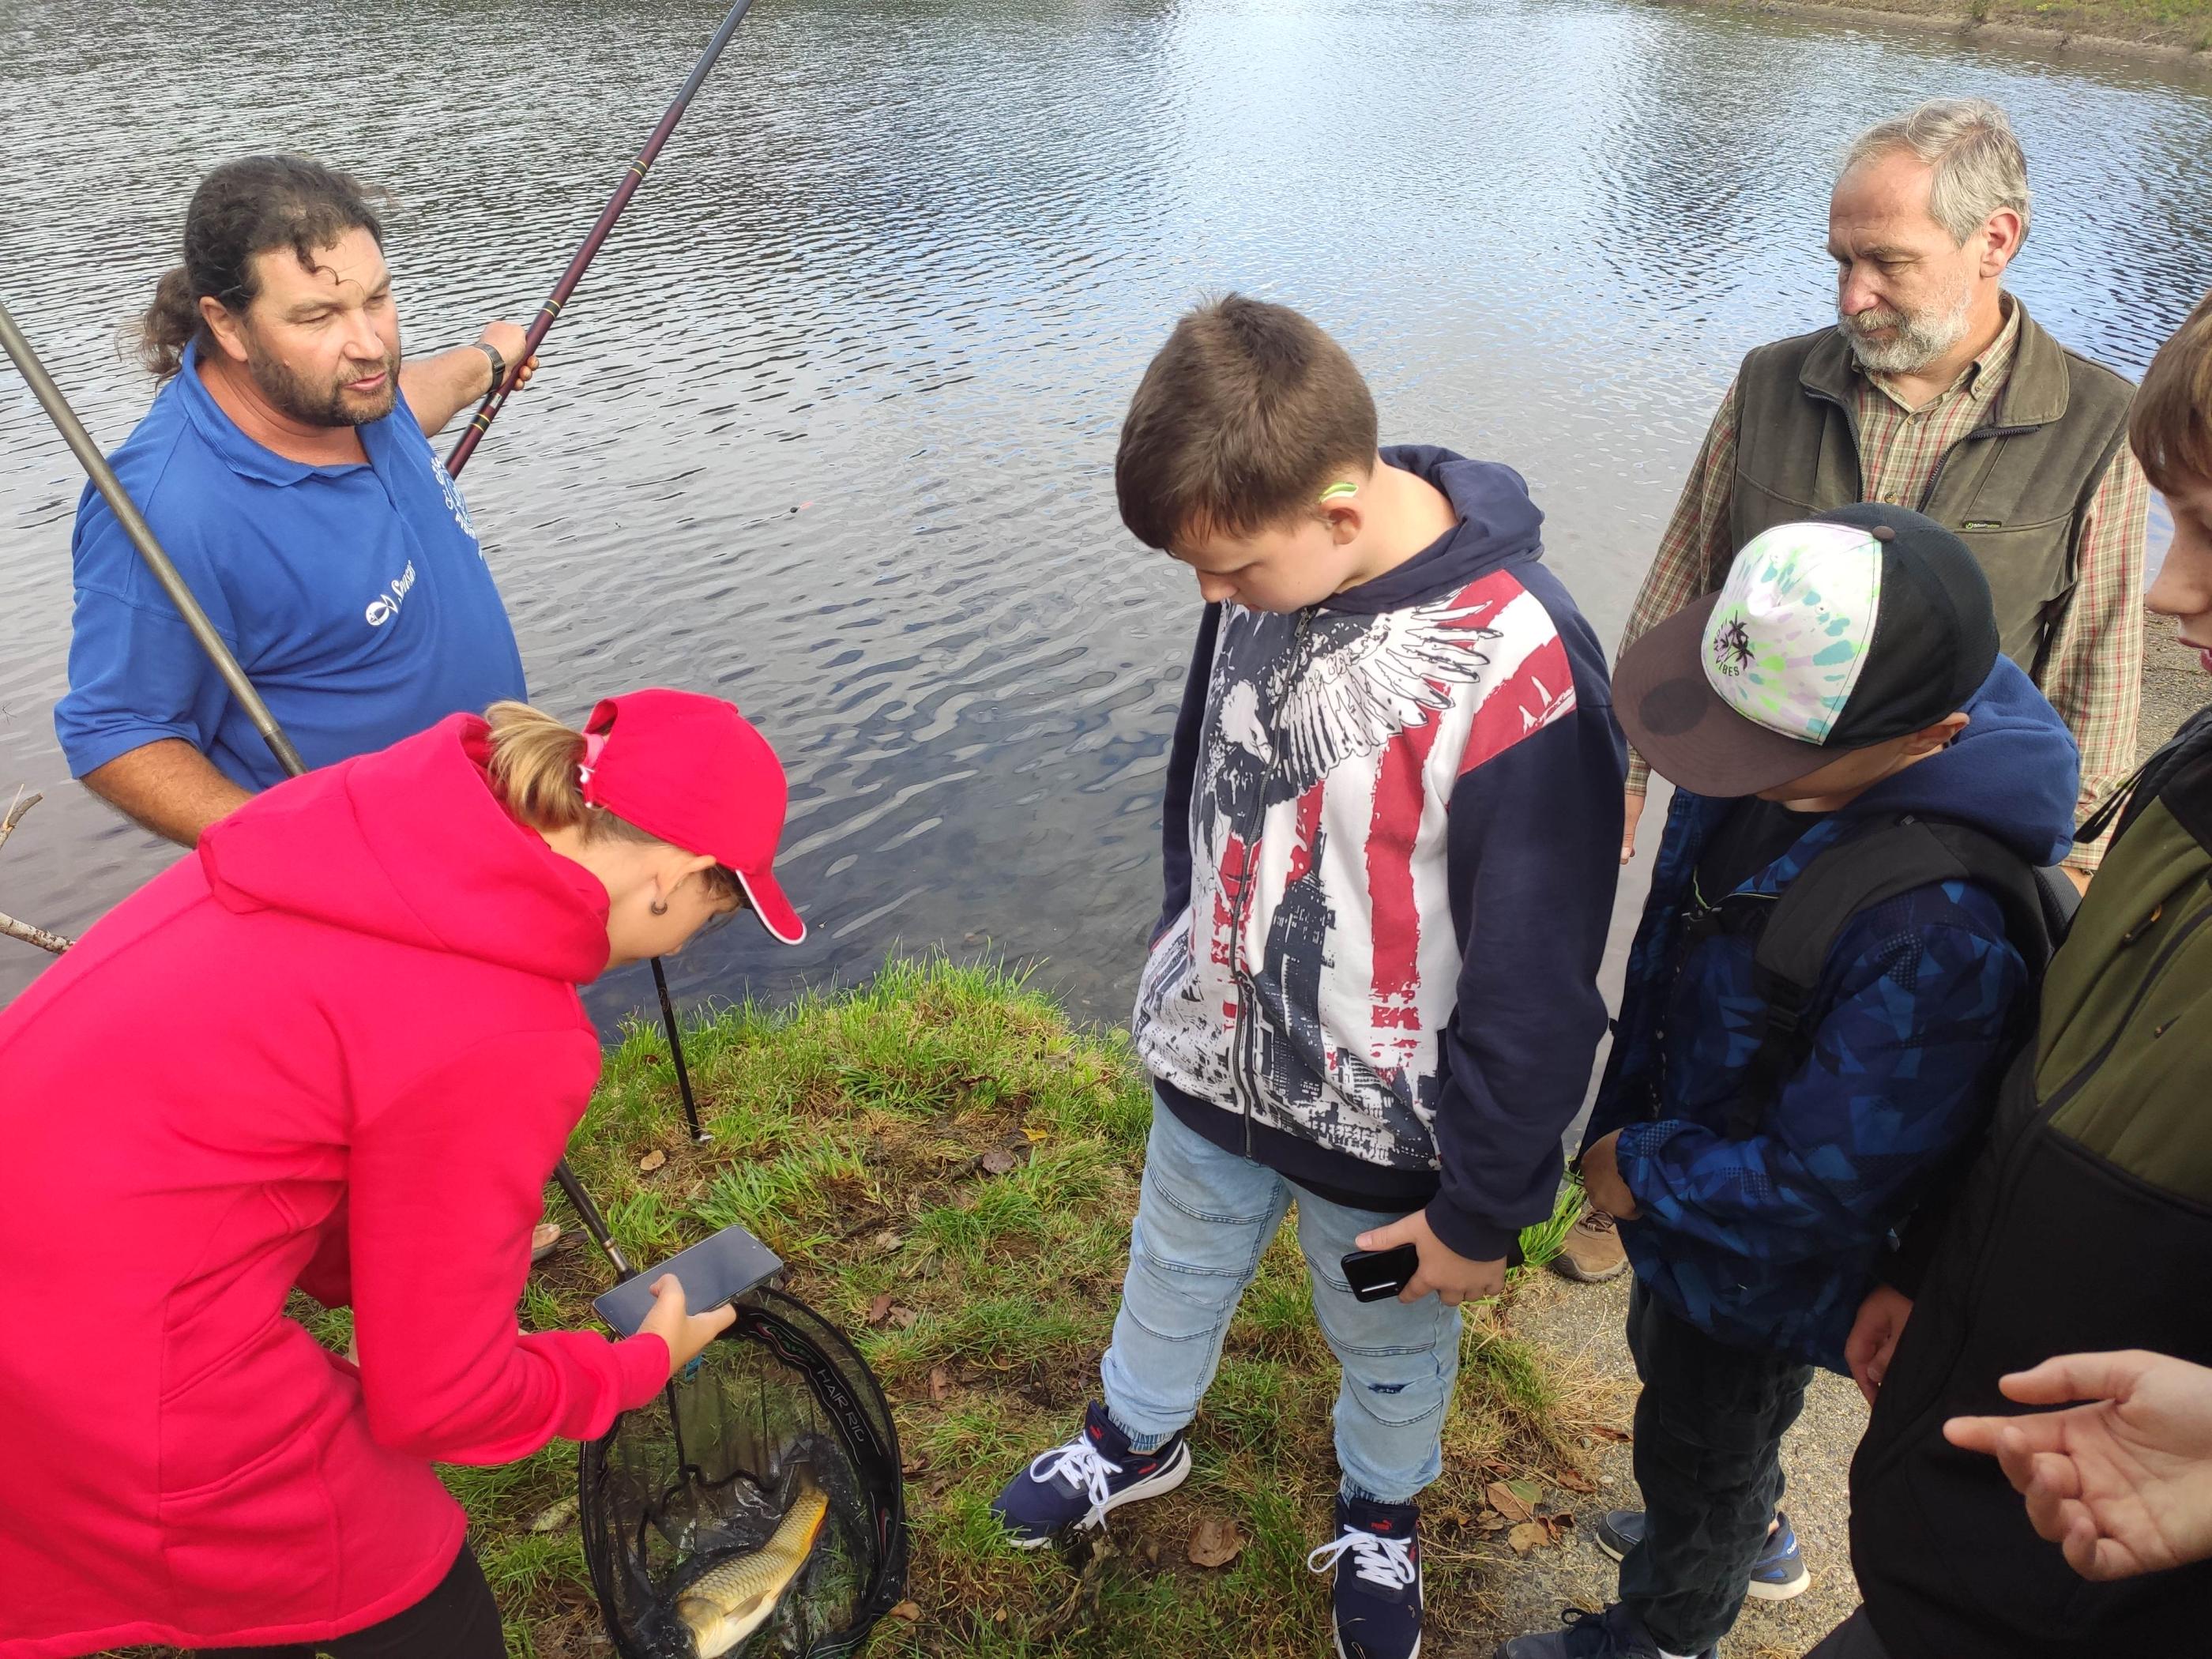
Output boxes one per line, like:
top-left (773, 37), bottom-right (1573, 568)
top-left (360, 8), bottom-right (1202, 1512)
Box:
top-left (1499, 505), bottom-right (2080, 1659)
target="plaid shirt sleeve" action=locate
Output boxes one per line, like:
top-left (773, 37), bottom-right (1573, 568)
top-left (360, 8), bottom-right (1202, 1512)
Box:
top-left (1622, 378), bottom-right (1742, 796)
top-left (2038, 445), bottom-right (2150, 873)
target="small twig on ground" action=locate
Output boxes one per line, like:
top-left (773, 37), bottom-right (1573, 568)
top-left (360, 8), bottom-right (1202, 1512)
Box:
top-left (1, 788), bottom-right (75, 955)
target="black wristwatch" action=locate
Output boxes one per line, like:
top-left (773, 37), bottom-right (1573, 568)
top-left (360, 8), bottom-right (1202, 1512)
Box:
top-left (474, 338), bottom-right (508, 390)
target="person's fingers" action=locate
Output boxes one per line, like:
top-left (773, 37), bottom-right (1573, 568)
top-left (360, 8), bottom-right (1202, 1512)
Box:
top-left (2018, 1452), bottom-right (2082, 1540)
top-left (2060, 1509), bottom-right (2135, 1581)
top-left (1356, 1217), bottom-right (1416, 1252)
top-left (701, 1300), bottom-right (738, 1337)
top-left (2000, 1350), bottom-right (2153, 1407)
top-left (1943, 1413), bottom-right (2009, 1454)
top-left (1991, 1425), bottom-right (2046, 1499)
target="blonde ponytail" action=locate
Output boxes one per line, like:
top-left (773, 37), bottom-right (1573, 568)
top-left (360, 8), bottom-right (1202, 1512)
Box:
top-left (483, 700), bottom-right (743, 899)
top-left (484, 701), bottom-right (597, 833)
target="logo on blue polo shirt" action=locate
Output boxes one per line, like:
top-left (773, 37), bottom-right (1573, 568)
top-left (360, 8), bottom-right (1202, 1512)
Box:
top-left (365, 561), bottom-right (418, 627)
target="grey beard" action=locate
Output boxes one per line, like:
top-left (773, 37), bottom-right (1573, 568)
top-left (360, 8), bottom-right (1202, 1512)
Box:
top-left (1837, 285), bottom-right (1974, 376)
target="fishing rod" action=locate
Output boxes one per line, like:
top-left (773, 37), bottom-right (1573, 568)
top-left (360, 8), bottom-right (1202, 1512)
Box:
top-left (442, 0), bottom-right (762, 1146)
top-left (443, 0), bottom-right (760, 476)
top-left (0, 297), bottom-right (637, 1281)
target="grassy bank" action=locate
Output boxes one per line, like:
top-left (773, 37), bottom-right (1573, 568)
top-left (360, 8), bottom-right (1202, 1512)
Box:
top-left (1675, 0), bottom-right (2212, 53)
top-left (347, 959), bottom-right (1605, 1659)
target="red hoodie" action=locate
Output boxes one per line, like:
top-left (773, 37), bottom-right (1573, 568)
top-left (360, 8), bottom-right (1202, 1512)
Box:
top-left (0, 717), bottom-right (669, 1657)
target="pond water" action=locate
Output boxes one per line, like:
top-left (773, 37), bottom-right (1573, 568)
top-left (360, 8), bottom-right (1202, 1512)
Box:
top-left (2, 0), bottom-right (2209, 1029)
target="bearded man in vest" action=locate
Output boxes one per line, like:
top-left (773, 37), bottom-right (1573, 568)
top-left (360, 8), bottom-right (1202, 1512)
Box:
top-left (1556, 97), bottom-right (2150, 1289)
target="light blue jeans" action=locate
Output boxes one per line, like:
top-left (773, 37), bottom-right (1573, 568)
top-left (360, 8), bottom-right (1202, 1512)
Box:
top-left (1099, 1097), bottom-right (1462, 1505)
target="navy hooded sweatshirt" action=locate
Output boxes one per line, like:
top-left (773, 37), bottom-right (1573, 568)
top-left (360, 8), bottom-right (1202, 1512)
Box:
top-left (1584, 656), bottom-right (2080, 1368)
top-left (1130, 445), bottom-right (1628, 1259)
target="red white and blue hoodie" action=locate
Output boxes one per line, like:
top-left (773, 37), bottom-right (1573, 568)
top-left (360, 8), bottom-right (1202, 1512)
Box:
top-left (1133, 446), bottom-right (1628, 1259)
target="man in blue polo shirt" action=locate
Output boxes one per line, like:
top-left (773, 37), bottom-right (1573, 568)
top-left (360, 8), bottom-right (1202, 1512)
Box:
top-left (55, 153), bottom-right (538, 846)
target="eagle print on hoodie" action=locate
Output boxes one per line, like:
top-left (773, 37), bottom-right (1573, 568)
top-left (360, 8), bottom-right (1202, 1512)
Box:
top-left (1130, 447), bottom-right (1627, 1258)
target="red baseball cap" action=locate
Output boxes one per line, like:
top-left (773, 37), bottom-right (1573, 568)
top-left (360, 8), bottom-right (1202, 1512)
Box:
top-left (576, 689), bottom-right (805, 945)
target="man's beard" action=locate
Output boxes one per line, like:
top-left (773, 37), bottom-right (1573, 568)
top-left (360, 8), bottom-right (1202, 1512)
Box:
top-left (244, 332), bottom-right (401, 427)
top-left (1837, 281), bottom-right (1974, 376)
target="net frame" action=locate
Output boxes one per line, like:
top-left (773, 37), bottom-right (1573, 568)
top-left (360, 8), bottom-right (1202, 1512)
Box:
top-left (580, 1287), bottom-right (908, 1657)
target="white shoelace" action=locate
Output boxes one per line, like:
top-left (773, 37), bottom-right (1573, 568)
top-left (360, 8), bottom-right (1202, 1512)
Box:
top-left (1307, 1524), bottom-right (1418, 1589)
top-left (1029, 1434), bottom-right (1123, 1529)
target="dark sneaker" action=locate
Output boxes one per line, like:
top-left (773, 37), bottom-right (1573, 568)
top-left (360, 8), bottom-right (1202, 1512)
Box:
top-left (1307, 1494), bottom-right (1421, 1659)
top-left (989, 1401), bottom-right (1191, 1548)
top-left (1493, 1604), bottom-right (1714, 1659)
top-left (1592, 1507), bottom-right (1810, 1601)
top-left (1549, 1206), bottom-right (1629, 1283)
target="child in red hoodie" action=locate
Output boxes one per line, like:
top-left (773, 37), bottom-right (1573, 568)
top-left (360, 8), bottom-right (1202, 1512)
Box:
top-left (0, 688), bottom-right (805, 1659)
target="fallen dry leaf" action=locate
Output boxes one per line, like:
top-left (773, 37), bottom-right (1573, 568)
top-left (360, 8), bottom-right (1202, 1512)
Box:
top-left (1022, 1126), bottom-right (1050, 1143)
top-left (637, 1149), bottom-right (667, 1173)
top-left (888, 1601), bottom-right (921, 1623)
top-left (929, 1364), bottom-right (952, 1404)
top-left (901, 1453), bottom-right (933, 1477)
top-left (1553, 1467), bottom-right (1598, 1495)
top-left (891, 1305), bottom-right (920, 1330)
top-left (875, 1230), bottom-right (905, 1253)
top-left (867, 1292), bottom-right (895, 1326)
top-left (980, 1148), bottom-right (1022, 1176)
top-left (1486, 1480), bottom-right (1537, 1524)
top-left (1588, 1423), bottom-right (1633, 1443)
top-left (1507, 1521), bottom-right (1553, 1555)
top-left (529, 1494), bottom-right (580, 1533)
top-left (1187, 1514), bottom-right (1247, 1568)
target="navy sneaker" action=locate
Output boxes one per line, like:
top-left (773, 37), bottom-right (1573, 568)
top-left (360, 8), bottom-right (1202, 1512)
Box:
top-left (1307, 1494), bottom-right (1422, 1659)
top-left (1493, 1604), bottom-right (1714, 1659)
top-left (989, 1401), bottom-right (1191, 1547)
top-left (1593, 1507), bottom-right (1811, 1601)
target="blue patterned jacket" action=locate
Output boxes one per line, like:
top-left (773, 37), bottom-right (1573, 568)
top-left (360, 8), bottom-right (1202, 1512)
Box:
top-left (1585, 659), bottom-right (2078, 1371)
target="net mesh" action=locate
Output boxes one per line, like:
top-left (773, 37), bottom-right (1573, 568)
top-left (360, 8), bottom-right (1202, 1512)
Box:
top-left (580, 1288), bottom-right (907, 1658)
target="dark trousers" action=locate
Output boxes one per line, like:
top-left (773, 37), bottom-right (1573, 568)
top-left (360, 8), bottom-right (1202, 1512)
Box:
top-left (196, 1542), bottom-right (502, 1659)
top-left (1805, 1609), bottom-right (1894, 1659)
top-left (1620, 1281), bottom-right (1814, 1654)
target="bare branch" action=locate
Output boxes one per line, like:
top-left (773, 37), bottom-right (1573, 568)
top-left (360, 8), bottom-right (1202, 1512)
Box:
top-left (0, 912), bottom-right (71, 954)
top-left (0, 787), bottom-right (76, 955)
top-left (0, 787), bottom-right (42, 852)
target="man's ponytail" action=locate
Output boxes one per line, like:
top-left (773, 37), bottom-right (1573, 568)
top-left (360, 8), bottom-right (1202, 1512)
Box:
top-left (137, 266), bottom-right (204, 380)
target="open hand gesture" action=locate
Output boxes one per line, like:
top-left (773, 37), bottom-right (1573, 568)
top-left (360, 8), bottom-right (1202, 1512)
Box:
top-left (1944, 1350), bottom-right (2212, 1582)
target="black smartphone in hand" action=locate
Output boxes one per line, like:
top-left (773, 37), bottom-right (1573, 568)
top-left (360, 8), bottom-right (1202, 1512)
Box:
top-left (1341, 1243), bottom-right (1421, 1303)
top-left (1340, 1236), bottom-right (1527, 1303)
top-left (591, 1223), bottom-right (784, 1336)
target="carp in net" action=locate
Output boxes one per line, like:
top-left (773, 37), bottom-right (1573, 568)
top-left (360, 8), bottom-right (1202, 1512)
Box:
top-left (581, 1288), bottom-right (907, 1657)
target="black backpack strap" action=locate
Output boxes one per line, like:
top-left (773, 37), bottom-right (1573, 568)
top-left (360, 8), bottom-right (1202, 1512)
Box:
top-left (1726, 816), bottom-right (2063, 1138)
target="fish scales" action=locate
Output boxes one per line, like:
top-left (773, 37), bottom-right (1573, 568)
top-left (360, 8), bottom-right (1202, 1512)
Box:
top-left (672, 1474), bottom-right (830, 1658)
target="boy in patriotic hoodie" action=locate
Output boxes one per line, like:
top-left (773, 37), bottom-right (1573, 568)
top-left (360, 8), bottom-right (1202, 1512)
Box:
top-left (991, 295), bottom-right (1627, 1659)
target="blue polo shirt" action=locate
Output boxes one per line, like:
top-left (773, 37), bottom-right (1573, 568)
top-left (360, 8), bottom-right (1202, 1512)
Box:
top-left (54, 340), bottom-right (527, 790)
